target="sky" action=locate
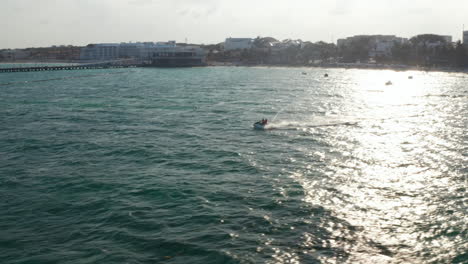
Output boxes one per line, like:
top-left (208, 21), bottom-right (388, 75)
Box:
top-left (1, 0), bottom-right (468, 49)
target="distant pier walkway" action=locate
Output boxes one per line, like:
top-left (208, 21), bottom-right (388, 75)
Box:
top-left (0, 64), bottom-right (137, 73)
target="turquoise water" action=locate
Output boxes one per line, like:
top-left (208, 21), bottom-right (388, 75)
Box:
top-left (0, 67), bottom-right (466, 263)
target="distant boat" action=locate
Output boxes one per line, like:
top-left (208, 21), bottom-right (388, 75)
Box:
top-left (408, 76), bottom-right (413, 79)
top-left (302, 72), bottom-right (307, 75)
top-left (324, 73), bottom-right (329, 77)
top-left (385, 81), bottom-right (393, 85)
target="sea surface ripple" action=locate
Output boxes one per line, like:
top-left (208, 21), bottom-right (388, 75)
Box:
top-left (0, 66), bottom-right (466, 263)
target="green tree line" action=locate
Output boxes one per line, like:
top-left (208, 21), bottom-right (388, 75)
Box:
top-left (206, 35), bottom-right (468, 68)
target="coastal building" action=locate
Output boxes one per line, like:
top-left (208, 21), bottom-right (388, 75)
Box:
top-left (441, 35), bottom-right (453, 43)
top-left (224, 38), bottom-right (253, 51)
top-left (119, 42), bottom-right (143, 58)
top-left (80, 43), bottom-right (120, 61)
top-left (337, 35), bottom-right (374, 49)
top-left (272, 39), bottom-right (303, 50)
top-left (464, 31), bottom-right (468, 46)
top-left (0, 49), bottom-right (31, 60)
top-left (337, 35), bottom-right (408, 58)
top-left (139, 42), bottom-right (160, 62)
top-left (1, 47), bottom-right (80, 62)
top-left (79, 41), bottom-right (206, 66)
top-left (149, 42), bottom-right (206, 67)
top-left (370, 36), bottom-right (408, 57)
top-left (411, 34), bottom-right (453, 49)
top-left (154, 41), bottom-right (177, 49)
top-left (29, 46), bottom-right (81, 61)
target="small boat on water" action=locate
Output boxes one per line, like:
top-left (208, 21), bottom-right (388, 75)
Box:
top-left (253, 119), bottom-right (269, 130)
top-left (385, 81), bottom-right (393, 86)
top-left (253, 122), bottom-right (266, 130)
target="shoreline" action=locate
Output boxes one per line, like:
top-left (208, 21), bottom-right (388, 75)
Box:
top-left (207, 62), bottom-right (468, 73)
top-left (1, 60), bottom-right (467, 74)
top-left (207, 61), bottom-right (468, 74)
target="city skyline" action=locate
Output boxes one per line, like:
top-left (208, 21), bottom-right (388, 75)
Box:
top-left (2, 0), bottom-right (468, 49)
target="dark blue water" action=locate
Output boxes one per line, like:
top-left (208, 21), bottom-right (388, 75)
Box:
top-left (0, 66), bottom-right (466, 263)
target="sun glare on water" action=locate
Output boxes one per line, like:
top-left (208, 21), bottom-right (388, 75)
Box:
top-left (286, 69), bottom-right (464, 263)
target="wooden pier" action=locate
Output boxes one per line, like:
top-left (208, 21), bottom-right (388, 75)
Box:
top-left (0, 64), bottom-right (137, 73)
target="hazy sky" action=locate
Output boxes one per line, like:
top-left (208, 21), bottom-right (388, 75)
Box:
top-left (2, 0), bottom-right (468, 49)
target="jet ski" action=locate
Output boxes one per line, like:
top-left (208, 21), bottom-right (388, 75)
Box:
top-left (253, 119), bottom-right (268, 130)
top-left (253, 122), bottom-right (266, 130)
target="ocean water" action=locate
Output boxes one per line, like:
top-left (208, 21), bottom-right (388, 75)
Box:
top-left (0, 66), bottom-right (466, 264)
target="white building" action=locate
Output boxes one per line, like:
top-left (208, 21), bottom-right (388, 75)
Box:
top-left (149, 42), bottom-right (206, 66)
top-left (370, 36), bottom-right (408, 57)
top-left (80, 43), bottom-right (120, 61)
top-left (268, 39), bottom-right (303, 53)
top-left (119, 42), bottom-right (143, 58)
top-left (119, 42), bottom-right (171, 61)
top-left (79, 41), bottom-right (206, 65)
top-left (224, 38), bottom-right (253, 51)
top-left (139, 42), bottom-right (160, 61)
